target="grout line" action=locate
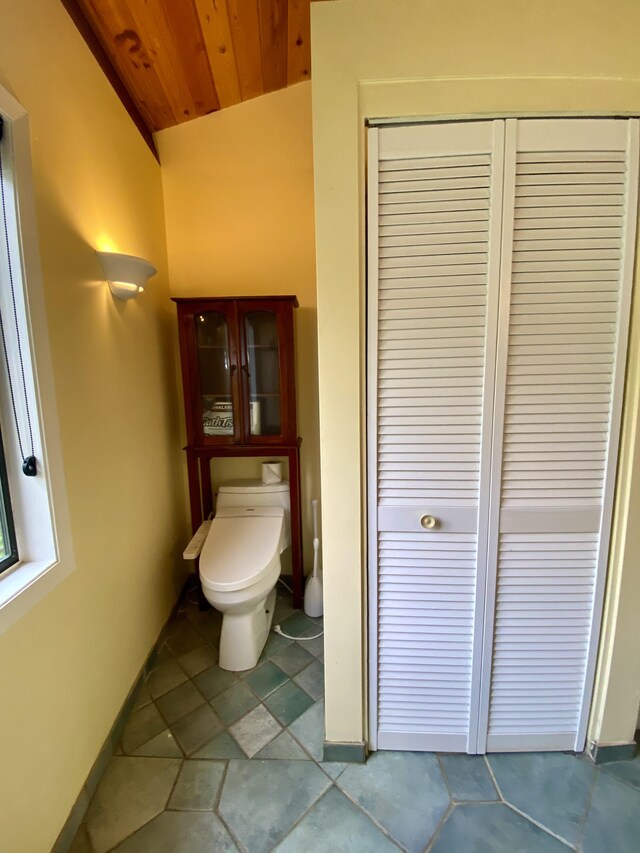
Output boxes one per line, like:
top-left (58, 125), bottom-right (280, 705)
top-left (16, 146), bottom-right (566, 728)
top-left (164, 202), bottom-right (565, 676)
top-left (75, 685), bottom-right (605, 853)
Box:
top-left (436, 754), bottom-right (454, 802)
top-left (335, 784), bottom-right (412, 851)
top-left (212, 761), bottom-right (250, 853)
top-left (483, 755), bottom-right (505, 802)
top-left (282, 720), bottom-right (320, 763)
top-left (102, 809), bottom-right (167, 853)
top-left (503, 802), bottom-right (576, 850)
top-left (147, 695), bottom-right (188, 758)
top-left (598, 763), bottom-right (640, 793)
top-left (271, 783), bottom-right (336, 848)
top-left (84, 825), bottom-right (95, 853)
top-left (214, 760), bottom-right (230, 812)
top-left (484, 753), bottom-right (578, 851)
top-left (423, 802), bottom-right (456, 853)
top-left (163, 757), bottom-right (186, 811)
top-left (575, 765), bottom-right (599, 852)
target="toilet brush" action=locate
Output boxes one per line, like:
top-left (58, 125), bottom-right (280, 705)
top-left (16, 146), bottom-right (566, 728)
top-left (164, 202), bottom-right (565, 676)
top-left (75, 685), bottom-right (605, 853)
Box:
top-left (304, 499), bottom-right (323, 618)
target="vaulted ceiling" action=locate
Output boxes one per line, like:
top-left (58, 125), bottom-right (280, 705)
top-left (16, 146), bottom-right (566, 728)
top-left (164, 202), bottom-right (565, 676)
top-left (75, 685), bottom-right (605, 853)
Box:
top-left (61, 1), bottom-right (328, 157)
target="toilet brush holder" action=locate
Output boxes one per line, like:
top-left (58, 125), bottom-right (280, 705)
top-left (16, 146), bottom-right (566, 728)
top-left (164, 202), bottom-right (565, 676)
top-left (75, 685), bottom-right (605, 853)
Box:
top-left (304, 498), bottom-right (323, 618)
top-left (304, 572), bottom-right (323, 618)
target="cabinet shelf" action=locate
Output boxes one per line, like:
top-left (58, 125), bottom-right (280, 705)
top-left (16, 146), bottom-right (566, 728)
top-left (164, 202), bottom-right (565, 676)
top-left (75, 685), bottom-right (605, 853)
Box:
top-left (201, 392), bottom-right (279, 398)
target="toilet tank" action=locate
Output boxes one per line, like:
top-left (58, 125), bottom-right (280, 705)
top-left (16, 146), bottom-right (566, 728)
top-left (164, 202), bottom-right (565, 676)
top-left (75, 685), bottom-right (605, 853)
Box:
top-left (216, 479), bottom-right (291, 550)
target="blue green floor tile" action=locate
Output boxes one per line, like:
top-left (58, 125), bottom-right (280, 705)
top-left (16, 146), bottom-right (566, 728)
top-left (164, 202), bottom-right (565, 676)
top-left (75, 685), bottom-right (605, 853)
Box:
top-left (155, 680), bottom-right (204, 725)
top-left (263, 680), bottom-right (314, 726)
top-left (120, 704), bottom-right (166, 754)
top-left (145, 661), bottom-right (188, 699)
top-left (112, 811), bottom-right (238, 852)
top-left (177, 645), bottom-right (217, 677)
top-left (278, 611), bottom-right (320, 637)
top-left (320, 761), bottom-right (348, 780)
top-left (337, 751), bottom-right (449, 853)
top-left (270, 643), bottom-right (316, 676)
top-left (85, 757), bottom-right (181, 853)
top-left (601, 754), bottom-right (640, 792)
top-left (170, 704), bottom-right (224, 756)
top-left (167, 760), bottom-right (225, 810)
top-left (262, 631), bottom-right (293, 659)
top-left (255, 730), bottom-right (309, 760)
top-left (192, 731), bottom-right (245, 760)
top-left (487, 752), bottom-right (595, 845)
top-left (71, 590), bottom-right (640, 853)
top-left (229, 705), bottom-right (282, 757)
top-left (193, 665), bottom-right (237, 700)
top-left (274, 786), bottom-right (402, 852)
top-left (293, 660), bottom-right (324, 700)
top-left (582, 770), bottom-right (640, 853)
top-left (288, 699), bottom-right (324, 760)
top-left (131, 730), bottom-right (182, 758)
top-left (431, 803), bottom-right (568, 853)
top-left (218, 760), bottom-right (331, 853)
top-left (440, 755), bottom-right (498, 802)
top-left (210, 681), bottom-right (259, 725)
top-left (242, 660), bottom-right (289, 699)
top-left (165, 627), bottom-right (204, 657)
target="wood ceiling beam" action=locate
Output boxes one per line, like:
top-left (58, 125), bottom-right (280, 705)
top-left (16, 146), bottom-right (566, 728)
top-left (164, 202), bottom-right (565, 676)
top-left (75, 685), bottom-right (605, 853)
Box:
top-left (60, 0), bottom-right (159, 161)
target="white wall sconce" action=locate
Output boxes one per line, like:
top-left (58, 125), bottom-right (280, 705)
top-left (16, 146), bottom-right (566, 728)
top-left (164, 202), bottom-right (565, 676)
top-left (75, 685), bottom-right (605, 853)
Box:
top-left (96, 251), bottom-right (157, 301)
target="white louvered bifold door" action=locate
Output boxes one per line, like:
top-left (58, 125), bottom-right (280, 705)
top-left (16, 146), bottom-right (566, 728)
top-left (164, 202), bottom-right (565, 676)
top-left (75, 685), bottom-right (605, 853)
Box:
top-left (367, 122), bottom-right (504, 751)
top-left (477, 119), bottom-right (639, 752)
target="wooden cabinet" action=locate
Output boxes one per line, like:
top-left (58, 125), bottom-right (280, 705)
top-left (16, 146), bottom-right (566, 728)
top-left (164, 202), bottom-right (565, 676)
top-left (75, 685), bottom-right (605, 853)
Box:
top-left (174, 296), bottom-right (303, 607)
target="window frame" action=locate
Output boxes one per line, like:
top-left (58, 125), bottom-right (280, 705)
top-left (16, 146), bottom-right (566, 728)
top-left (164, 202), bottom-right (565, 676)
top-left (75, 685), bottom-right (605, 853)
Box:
top-left (0, 86), bottom-right (74, 634)
top-left (0, 422), bottom-right (18, 574)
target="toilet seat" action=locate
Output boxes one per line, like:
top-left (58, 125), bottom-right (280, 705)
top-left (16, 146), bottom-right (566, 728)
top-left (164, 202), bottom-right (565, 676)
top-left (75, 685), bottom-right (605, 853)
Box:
top-left (199, 507), bottom-right (284, 593)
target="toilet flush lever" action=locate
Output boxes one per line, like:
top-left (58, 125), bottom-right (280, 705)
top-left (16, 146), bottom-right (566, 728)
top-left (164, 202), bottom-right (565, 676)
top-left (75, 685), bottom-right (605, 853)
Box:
top-left (420, 515), bottom-right (437, 530)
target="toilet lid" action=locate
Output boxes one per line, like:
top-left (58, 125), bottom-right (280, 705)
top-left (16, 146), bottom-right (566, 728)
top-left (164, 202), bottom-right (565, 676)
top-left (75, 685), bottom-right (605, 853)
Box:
top-left (199, 509), bottom-right (284, 592)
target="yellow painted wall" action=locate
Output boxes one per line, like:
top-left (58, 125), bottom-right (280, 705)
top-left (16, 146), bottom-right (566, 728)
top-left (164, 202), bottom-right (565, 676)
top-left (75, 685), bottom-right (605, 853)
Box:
top-left (0, 2), bottom-right (187, 850)
top-left (311, 0), bottom-right (640, 745)
top-left (157, 82), bottom-right (320, 570)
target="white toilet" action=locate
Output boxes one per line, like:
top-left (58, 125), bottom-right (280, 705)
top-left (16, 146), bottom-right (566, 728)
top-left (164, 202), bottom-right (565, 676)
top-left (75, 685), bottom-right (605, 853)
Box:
top-left (199, 479), bottom-right (290, 671)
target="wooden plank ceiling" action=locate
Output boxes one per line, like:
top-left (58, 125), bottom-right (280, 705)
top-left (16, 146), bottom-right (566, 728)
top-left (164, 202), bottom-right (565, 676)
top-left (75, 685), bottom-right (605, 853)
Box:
top-left (66, 1), bottom-right (327, 136)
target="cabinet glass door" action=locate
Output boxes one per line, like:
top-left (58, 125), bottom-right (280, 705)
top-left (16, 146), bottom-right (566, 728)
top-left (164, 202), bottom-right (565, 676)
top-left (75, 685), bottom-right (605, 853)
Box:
top-left (195, 311), bottom-right (236, 439)
top-left (244, 310), bottom-right (281, 436)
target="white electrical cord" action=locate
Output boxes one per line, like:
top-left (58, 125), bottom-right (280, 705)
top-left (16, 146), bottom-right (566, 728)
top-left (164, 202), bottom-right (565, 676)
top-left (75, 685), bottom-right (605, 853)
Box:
top-left (277, 576), bottom-right (294, 595)
top-left (274, 578), bottom-right (323, 639)
top-left (274, 624), bottom-right (324, 641)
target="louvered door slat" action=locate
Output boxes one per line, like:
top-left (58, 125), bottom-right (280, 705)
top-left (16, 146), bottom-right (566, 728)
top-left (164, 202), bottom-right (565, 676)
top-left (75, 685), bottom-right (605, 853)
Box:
top-left (378, 149), bottom-right (491, 510)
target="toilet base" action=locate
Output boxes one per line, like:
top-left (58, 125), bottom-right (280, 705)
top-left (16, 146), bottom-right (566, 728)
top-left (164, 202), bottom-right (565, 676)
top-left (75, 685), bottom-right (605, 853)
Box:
top-left (218, 588), bottom-right (277, 672)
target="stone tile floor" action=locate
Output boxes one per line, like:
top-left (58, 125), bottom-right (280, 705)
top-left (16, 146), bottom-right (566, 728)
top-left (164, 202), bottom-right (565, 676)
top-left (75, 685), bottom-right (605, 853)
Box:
top-left (70, 583), bottom-right (640, 852)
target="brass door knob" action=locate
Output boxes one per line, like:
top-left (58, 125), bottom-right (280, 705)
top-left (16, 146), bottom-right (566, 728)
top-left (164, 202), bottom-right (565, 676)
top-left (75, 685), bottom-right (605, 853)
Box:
top-left (420, 515), bottom-right (437, 530)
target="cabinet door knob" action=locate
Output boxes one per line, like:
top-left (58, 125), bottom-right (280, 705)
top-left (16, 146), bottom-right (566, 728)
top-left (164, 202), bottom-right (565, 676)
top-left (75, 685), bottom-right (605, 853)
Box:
top-left (229, 364), bottom-right (237, 376)
top-left (420, 514), bottom-right (437, 530)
